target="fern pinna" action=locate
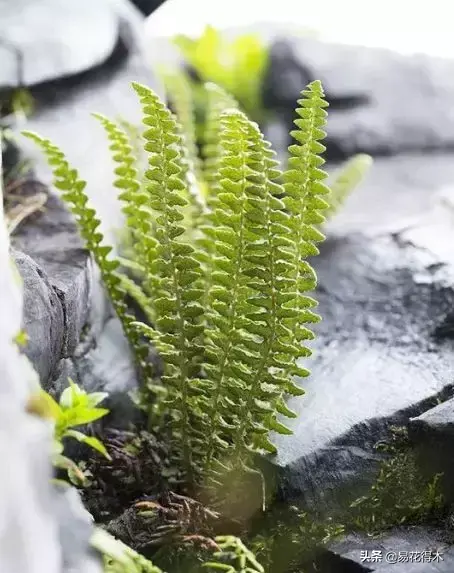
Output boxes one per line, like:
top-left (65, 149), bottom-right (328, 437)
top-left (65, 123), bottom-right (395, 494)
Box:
top-left (23, 80), bottom-right (329, 492)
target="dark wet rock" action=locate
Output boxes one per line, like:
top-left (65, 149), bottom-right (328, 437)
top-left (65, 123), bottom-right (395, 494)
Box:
top-left (320, 527), bottom-right (454, 572)
top-left (16, 0), bottom-right (163, 245)
top-left (13, 249), bottom-right (65, 384)
top-left (131, 0), bottom-right (168, 15)
top-left (9, 181), bottom-right (102, 390)
top-left (269, 196), bottom-right (454, 513)
top-left (0, 0), bottom-right (119, 90)
top-left (263, 36), bottom-right (454, 159)
top-left (12, 185), bottom-right (94, 356)
top-left (10, 182), bottom-right (140, 407)
top-left (408, 398), bottom-right (454, 504)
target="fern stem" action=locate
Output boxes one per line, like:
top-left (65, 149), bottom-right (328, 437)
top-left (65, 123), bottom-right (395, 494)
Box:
top-left (164, 210), bottom-right (193, 481)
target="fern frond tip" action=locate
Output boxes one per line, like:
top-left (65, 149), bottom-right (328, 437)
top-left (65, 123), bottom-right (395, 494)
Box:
top-left (131, 81), bottom-right (156, 99)
top-left (21, 130), bottom-right (43, 143)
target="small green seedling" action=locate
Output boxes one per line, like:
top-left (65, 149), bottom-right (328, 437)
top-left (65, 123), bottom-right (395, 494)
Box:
top-left (27, 378), bottom-right (111, 485)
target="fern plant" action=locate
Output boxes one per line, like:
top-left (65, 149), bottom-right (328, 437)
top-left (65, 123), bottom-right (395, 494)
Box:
top-left (173, 26), bottom-right (268, 124)
top-left (25, 379), bottom-right (110, 485)
top-left (23, 79), bottom-right (330, 495)
top-left (325, 153), bottom-right (372, 219)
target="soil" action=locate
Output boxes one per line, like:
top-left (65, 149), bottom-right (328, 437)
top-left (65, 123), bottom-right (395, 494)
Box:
top-left (82, 428), bottom-right (171, 523)
top-left (80, 426), bottom-right (230, 570)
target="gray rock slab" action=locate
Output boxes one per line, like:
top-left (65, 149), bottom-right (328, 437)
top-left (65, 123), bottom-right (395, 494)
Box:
top-left (263, 36), bottom-right (454, 158)
top-left (269, 198), bottom-right (454, 512)
top-left (72, 316), bottom-right (140, 429)
top-left (12, 187), bottom-right (93, 358)
top-left (325, 153), bottom-right (454, 236)
top-left (13, 249), bottom-right (65, 384)
top-left (408, 398), bottom-right (454, 504)
top-left (10, 183), bottom-right (138, 400)
top-left (323, 527), bottom-right (454, 572)
top-left (0, 0), bottom-right (119, 89)
top-left (74, 316), bottom-right (136, 396)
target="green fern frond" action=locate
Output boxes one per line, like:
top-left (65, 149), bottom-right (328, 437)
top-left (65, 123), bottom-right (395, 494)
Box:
top-left (203, 535), bottom-right (265, 573)
top-left (161, 70), bottom-right (202, 179)
top-left (161, 71), bottom-right (207, 230)
top-left (201, 109), bottom-right (261, 474)
top-left (93, 113), bottom-right (160, 312)
top-left (173, 114), bottom-right (207, 234)
top-left (21, 131), bottom-right (128, 324)
top-left (22, 130), bottom-right (155, 391)
top-left (25, 79), bottom-right (330, 498)
top-left (117, 273), bottom-right (155, 324)
top-left (326, 153), bottom-right (372, 219)
top-left (202, 83), bottom-right (239, 198)
top-left (117, 117), bottom-right (147, 172)
top-left (282, 80), bottom-right (330, 381)
top-left (132, 81), bottom-right (207, 484)
top-left (192, 85), bottom-right (240, 328)
top-left (92, 528), bottom-right (164, 573)
top-left (230, 121), bottom-right (302, 456)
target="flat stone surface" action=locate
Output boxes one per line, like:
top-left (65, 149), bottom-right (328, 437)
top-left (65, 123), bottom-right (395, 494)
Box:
top-left (410, 399), bottom-right (454, 431)
top-left (0, 0), bottom-right (119, 89)
top-left (263, 36), bottom-right (454, 158)
top-left (74, 316), bottom-right (137, 396)
top-left (323, 527), bottom-right (454, 572)
top-left (325, 154), bottom-right (454, 235)
top-left (270, 196), bottom-right (454, 511)
top-left (408, 398), bottom-right (454, 504)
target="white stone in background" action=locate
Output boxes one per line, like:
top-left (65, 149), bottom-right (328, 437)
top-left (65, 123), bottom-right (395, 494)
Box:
top-left (0, 0), bottom-right (119, 89)
top-left (145, 0), bottom-right (454, 58)
top-left (0, 142), bottom-right (61, 571)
